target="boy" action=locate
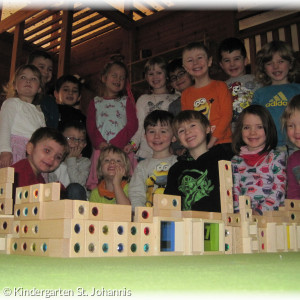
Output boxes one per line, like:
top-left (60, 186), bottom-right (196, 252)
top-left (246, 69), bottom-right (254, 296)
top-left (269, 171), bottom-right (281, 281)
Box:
top-left (181, 42), bottom-right (233, 158)
top-left (48, 120), bottom-right (90, 200)
top-left (11, 127), bottom-right (68, 189)
top-left (54, 74), bottom-right (91, 158)
top-left (218, 37), bottom-right (261, 128)
top-left (129, 110), bottom-right (177, 211)
top-left (164, 110), bottom-right (229, 212)
top-left (27, 50), bottom-right (59, 129)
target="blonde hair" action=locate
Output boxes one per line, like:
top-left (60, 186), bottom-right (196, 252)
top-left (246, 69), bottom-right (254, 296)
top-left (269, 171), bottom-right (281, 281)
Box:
top-left (281, 94), bottom-right (300, 132)
top-left (255, 41), bottom-right (298, 85)
top-left (97, 145), bottom-right (131, 180)
top-left (5, 64), bottom-right (44, 105)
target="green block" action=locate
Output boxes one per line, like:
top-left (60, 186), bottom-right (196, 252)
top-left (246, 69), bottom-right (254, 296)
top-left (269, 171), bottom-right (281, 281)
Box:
top-left (204, 223), bottom-right (219, 251)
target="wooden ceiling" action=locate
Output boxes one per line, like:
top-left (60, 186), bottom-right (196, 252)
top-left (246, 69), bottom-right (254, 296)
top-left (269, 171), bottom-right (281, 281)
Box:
top-left (0, 1), bottom-right (175, 54)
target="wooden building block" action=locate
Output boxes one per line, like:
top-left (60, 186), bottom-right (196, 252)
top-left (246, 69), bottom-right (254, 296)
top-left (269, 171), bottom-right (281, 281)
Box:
top-left (183, 218), bottom-right (204, 255)
top-left (14, 203), bottom-right (42, 220)
top-left (285, 199), bottom-right (300, 211)
top-left (47, 238), bottom-right (86, 257)
top-left (203, 220), bottom-right (225, 255)
top-left (239, 195), bottom-right (251, 211)
top-left (89, 203), bottom-right (131, 222)
top-left (296, 225), bottom-right (300, 250)
top-left (241, 221), bottom-right (258, 238)
top-left (0, 234), bottom-right (14, 254)
top-left (232, 227), bottom-right (243, 254)
top-left (218, 160), bottom-right (233, 189)
top-left (10, 238), bottom-right (49, 256)
top-left (30, 182), bottom-right (61, 202)
top-left (0, 167), bottom-right (14, 183)
top-left (0, 215), bottom-right (14, 234)
top-left (0, 198), bottom-right (13, 215)
top-left (139, 223), bottom-right (154, 256)
top-left (222, 213), bottom-right (241, 227)
top-left (134, 207), bottom-right (153, 223)
top-left (153, 208), bottom-right (182, 218)
top-left (263, 210), bottom-right (289, 222)
top-left (224, 226), bottom-right (233, 254)
top-left (219, 186), bottom-right (234, 214)
top-left (0, 183), bottom-right (13, 199)
top-left (85, 221), bottom-right (100, 257)
top-left (182, 210), bottom-right (222, 220)
top-left (240, 208), bottom-right (252, 222)
top-left (286, 211), bottom-right (300, 223)
top-left (276, 223), bottom-right (288, 252)
top-left (98, 221), bottom-right (116, 257)
top-left (153, 194), bottom-right (181, 210)
top-left (286, 223), bottom-right (298, 251)
top-left (15, 186), bottom-right (32, 204)
top-left (19, 220), bottom-right (40, 238)
top-left (127, 222), bottom-right (142, 256)
top-left (111, 222), bottom-right (129, 256)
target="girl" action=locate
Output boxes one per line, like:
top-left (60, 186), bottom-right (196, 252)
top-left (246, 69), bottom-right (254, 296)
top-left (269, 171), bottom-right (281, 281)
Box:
top-left (232, 105), bottom-right (286, 215)
top-left (86, 60), bottom-right (138, 190)
top-left (0, 64), bottom-right (46, 168)
top-left (89, 145), bottom-right (131, 204)
top-left (124, 56), bottom-right (178, 161)
top-left (281, 95), bottom-right (300, 199)
top-left (252, 40), bottom-right (300, 149)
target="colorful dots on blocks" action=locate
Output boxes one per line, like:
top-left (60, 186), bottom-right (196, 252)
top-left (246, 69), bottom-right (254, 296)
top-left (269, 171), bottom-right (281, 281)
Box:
top-left (0, 162), bottom-right (300, 257)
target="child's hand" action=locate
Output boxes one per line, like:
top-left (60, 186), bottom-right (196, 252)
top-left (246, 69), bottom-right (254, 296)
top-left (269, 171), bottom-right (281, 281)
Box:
top-left (68, 146), bottom-right (82, 159)
top-left (99, 142), bottom-right (109, 150)
top-left (0, 152), bottom-right (13, 167)
top-left (112, 164), bottom-right (125, 185)
top-left (123, 144), bottom-right (133, 153)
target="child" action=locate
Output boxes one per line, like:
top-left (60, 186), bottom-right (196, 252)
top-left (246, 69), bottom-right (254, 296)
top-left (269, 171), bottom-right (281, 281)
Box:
top-left (11, 127), bottom-right (68, 189)
top-left (181, 42), bottom-right (233, 157)
top-left (164, 110), bottom-right (229, 212)
top-left (48, 120), bottom-right (91, 200)
top-left (27, 50), bottom-right (59, 128)
top-left (281, 95), bottom-right (300, 199)
top-left (86, 60), bottom-right (138, 190)
top-left (124, 56), bottom-right (178, 160)
top-left (89, 145), bottom-right (131, 205)
top-left (218, 37), bottom-right (261, 129)
top-left (54, 74), bottom-right (92, 157)
top-left (129, 110), bottom-right (177, 211)
top-left (252, 40), bottom-right (300, 149)
top-left (232, 105), bottom-right (286, 215)
top-left (0, 64), bottom-right (46, 168)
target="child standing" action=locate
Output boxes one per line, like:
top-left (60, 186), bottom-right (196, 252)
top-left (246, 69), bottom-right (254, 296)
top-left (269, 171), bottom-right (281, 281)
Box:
top-left (86, 60), bottom-right (138, 190)
top-left (129, 110), bottom-right (177, 211)
top-left (281, 95), bottom-right (300, 199)
top-left (124, 57), bottom-right (178, 160)
top-left (27, 50), bottom-right (59, 129)
top-left (89, 145), bottom-right (131, 205)
top-left (181, 42), bottom-right (233, 157)
top-left (164, 110), bottom-right (229, 212)
top-left (218, 37), bottom-right (261, 129)
top-left (232, 105), bottom-right (286, 215)
top-left (0, 64), bottom-right (46, 168)
top-left (252, 40), bottom-right (300, 149)
top-left (48, 121), bottom-right (91, 200)
top-left (11, 127), bottom-right (68, 189)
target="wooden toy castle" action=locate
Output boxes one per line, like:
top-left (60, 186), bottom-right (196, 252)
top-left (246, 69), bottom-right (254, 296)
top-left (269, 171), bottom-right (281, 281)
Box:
top-left (0, 161), bottom-right (300, 257)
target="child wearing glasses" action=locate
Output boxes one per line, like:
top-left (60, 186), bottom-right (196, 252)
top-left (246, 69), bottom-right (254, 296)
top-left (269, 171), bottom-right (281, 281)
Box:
top-left (48, 120), bottom-right (91, 200)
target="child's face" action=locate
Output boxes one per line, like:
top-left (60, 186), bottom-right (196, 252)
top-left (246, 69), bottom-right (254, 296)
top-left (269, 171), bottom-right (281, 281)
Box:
top-left (26, 139), bottom-right (65, 176)
top-left (63, 127), bottom-right (86, 153)
top-left (55, 81), bottom-right (81, 105)
top-left (286, 109), bottom-right (300, 148)
top-left (14, 68), bottom-right (41, 103)
top-left (145, 121), bottom-right (174, 155)
top-left (145, 64), bottom-right (167, 91)
top-left (177, 119), bottom-right (210, 151)
top-left (264, 52), bottom-right (291, 85)
top-left (219, 50), bottom-right (247, 78)
top-left (100, 151), bottom-right (126, 179)
top-left (242, 113), bottom-right (266, 151)
top-left (169, 68), bottom-right (193, 93)
top-left (183, 48), bottom-right (212, 79)
top-left (102, 64), bottom-right (126, 97)
top-left (31, 57), bottom-right (53, 84)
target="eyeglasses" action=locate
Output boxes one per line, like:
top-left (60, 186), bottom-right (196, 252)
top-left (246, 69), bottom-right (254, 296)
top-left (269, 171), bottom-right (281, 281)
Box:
top-left (65, 136), bottom-right (86, 144)
top-left (169, 70), bottom-right (187, 83)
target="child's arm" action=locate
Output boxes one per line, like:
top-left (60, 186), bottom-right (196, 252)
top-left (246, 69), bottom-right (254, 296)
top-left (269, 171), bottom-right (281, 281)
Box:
top-left (110, 97), bottom-right (138, 150)
top-left (113, 164), bottom-right (130, 205)
top-left (86, 99), bottom-right (106, 150)
top-left (66, 157), bottom-right (91, 187)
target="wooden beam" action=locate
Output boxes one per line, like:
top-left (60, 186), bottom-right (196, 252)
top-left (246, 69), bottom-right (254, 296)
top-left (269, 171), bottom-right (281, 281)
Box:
top-left (0, 9), bottom-right (41, 34)
top-left (10, 21), bottom-right (24, 81)
top-left (57, 10), bottom-right (73, 77)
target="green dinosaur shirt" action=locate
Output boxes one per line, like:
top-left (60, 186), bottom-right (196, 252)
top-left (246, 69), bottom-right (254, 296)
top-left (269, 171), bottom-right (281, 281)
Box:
top-left (165, 145), bottom-right (228, 212)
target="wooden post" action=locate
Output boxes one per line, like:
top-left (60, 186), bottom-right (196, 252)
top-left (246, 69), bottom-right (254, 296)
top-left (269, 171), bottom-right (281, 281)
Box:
top-left (57, 10), bottom-right (73, 77)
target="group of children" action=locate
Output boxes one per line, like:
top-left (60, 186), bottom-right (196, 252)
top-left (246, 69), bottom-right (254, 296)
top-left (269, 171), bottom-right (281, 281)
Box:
top-left (0, 37), bottom-right (300, 218)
